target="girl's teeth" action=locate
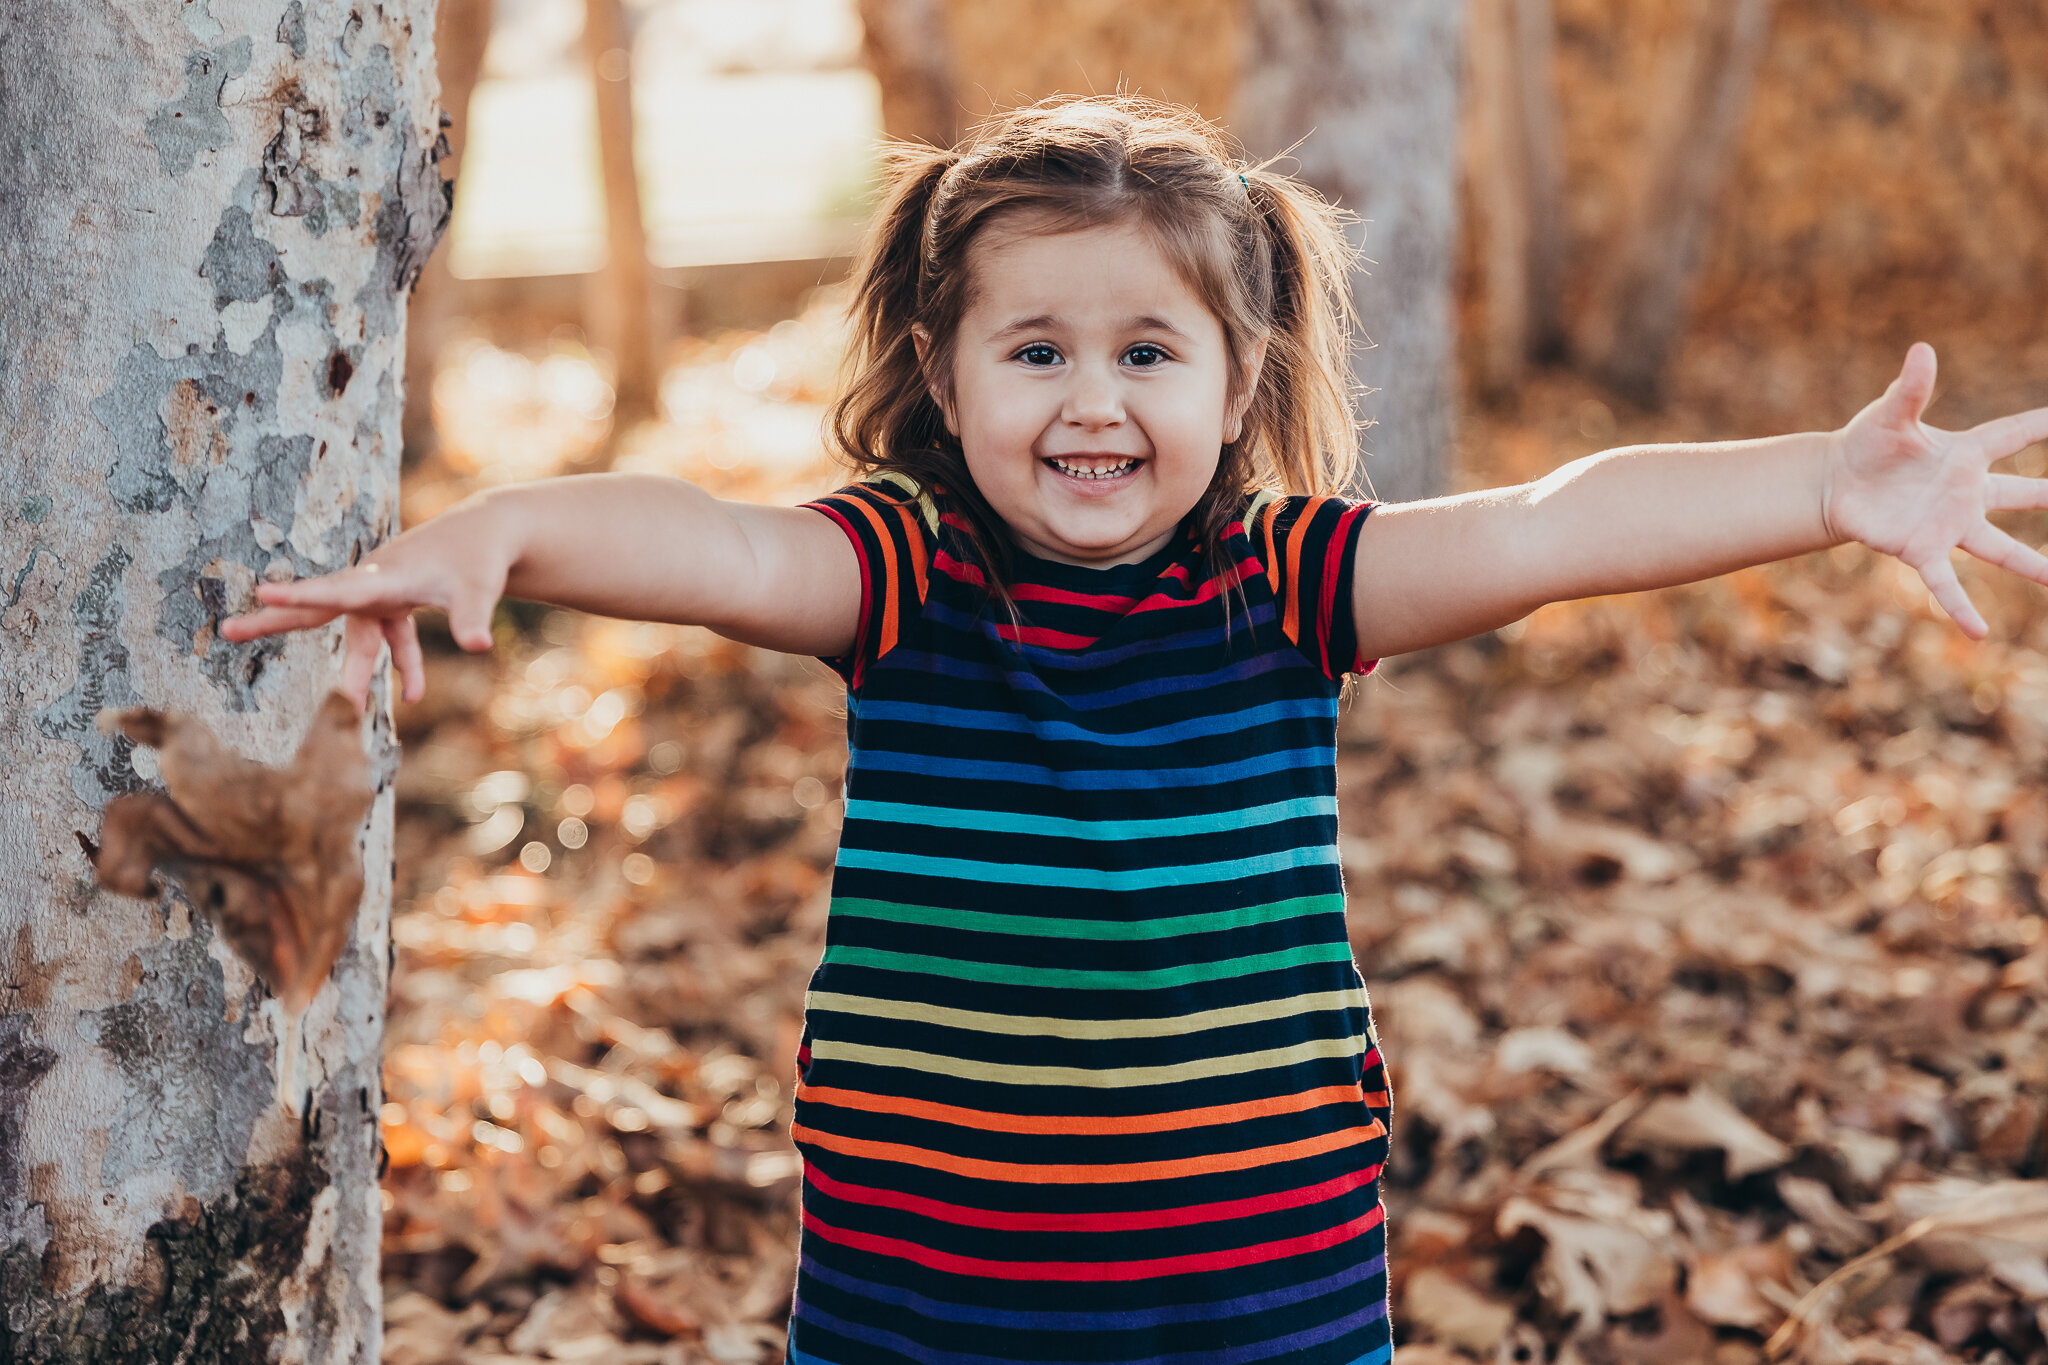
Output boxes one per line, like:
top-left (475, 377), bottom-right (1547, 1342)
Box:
top-left (1052, 458), bottom-right (1135, 480)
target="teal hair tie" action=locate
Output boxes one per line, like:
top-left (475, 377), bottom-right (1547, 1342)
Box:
top-left (1238, 171), bottom-right (1250, 189)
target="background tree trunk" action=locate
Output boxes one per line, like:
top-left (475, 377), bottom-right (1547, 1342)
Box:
top-left (0, 0), bottom-right (443, 1357)
top-left (1236, 0), bottom-right (1468, 503)
top-left (584, 0), bottom-right (659, 440)
top-left (1579, 0), bottom-right (1774, 406)
top-left (402, 0), bottom-right (497, 465)
top-left (856, 0), bottom-right (963, 147)
top-left (1465, 0), bottom-right (1567, 396)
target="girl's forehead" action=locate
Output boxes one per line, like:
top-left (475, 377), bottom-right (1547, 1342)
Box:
top-left (963, 219), bottom-right (1216, 328)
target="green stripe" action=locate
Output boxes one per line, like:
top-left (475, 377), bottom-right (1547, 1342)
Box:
top-left (807, 1034), bottom-right (1368, 1088)
top-left (845, 796), bottom-right (1336, 842)
top-left (830, 894), bottom-right (1343, 942)
top-left (820, 940), bottom-right (1357, 990)
top-left (803, 987), bottom-right (1366, 1040)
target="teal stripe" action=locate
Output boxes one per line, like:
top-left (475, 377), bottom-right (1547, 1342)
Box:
top-left (844, 796), bottom-right (1336, 842)
top-left (831, 894), bottom-right (1345, 942)
top-left (821, 940), bottom-right (1357, 989)
top-left (836, 843), bottom-right (1337, 891)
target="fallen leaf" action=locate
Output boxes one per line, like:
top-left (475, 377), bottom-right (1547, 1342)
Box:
top-left (1498, 1189), bottom-right (1676, 1328)
top-left (1686, 1241), bottom-right (1793, 1331)
top-left (1405, 1266), bottom-right (1517, 1355)
top-left (615, 1276), bottom-right (701, 1339)
top-left (92, 689), bottom-right (373, 1014)
top-left (1888, 1178), bottom-right (2048, 1297)
top-left (1614, 1085), bottom-right (1791, 1180)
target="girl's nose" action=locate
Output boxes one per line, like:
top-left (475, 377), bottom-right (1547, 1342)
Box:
top-left (1062, 363), bottom-right (1125, 429)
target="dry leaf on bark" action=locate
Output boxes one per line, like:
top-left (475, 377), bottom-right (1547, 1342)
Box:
top-left (90, 689), bottom-right (374, 1014)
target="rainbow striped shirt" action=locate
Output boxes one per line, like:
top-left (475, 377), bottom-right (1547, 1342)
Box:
top-left (792, 477), bottom-right (1392, 1365)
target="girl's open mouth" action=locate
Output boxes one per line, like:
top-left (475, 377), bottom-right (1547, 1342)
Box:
top-left (1045, 456), bottom-right (1141, 483)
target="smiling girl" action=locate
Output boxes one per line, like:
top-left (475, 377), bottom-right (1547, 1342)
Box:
top-left (226, 96), bottom-right (2048, 1365)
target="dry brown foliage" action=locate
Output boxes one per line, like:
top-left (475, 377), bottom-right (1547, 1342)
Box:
top-left (91, 689), bottom-right (375, 1017)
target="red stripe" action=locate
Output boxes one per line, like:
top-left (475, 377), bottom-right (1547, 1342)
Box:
top-left (1318, 504), bottom-right (1365, 676)
top-left (807, 501), bottom-right (873, 686)
top-left (804, 1162), bottom-right (1381, 1233)
top-left (800, 1201), bottom-right (1386, 1281)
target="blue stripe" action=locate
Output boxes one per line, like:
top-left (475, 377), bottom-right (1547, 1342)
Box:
top-left (793, 1296), bottom-right (1388, 1365)
top-left (857, 698), bottom-right (1334, 748)
top-left (845, 796), bottom-right (1336, 842)
top-left (850, 746), bottom-right (1334, 792)
top-left (836, 842), bottom-right (1338, 891)
top-left (799, 1251), bottom-right (1386, 1332)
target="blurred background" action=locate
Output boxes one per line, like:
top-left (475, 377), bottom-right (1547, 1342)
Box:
top-left (379, 3), bottom-right (2048, 1363)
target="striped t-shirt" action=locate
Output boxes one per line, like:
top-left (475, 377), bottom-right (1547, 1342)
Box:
top-left (791, 475), bottom-right (1392, 1365)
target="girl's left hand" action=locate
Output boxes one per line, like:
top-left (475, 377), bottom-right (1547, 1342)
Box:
top-left (1824, 343), bottom-right (2048, 638)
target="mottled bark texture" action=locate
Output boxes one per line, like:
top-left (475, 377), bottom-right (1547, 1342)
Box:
top-left (0, 1), bottom-right (445, 1359)
top-left (1236, 0), bottom-right (1466, 503)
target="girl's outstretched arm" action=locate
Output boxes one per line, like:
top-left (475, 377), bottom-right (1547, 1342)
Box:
top-left (219, 474), bottom-right (860, 708)
top-left (1350, 345), bottom-right (2048, 660)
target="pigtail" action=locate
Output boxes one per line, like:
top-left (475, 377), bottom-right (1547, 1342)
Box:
top-left (828, 140), bottom-right (1026, 616)
top-left (1235, 167), bottom-right (1366, 501)
top-left (830, 143), bottom-right (957, 474)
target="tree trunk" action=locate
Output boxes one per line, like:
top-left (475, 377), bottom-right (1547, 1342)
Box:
top-left (402, 0), bottom-right (497, 465)
top-left (0, 0), bottom-right (443, 1357)
top-left (1580, 0), bottom-right (1774, 406)
top-left (1465, 0), bottom-right (1567, 395)
top-left (1236, 0), bottom-right (1468, 504)
top-left (584, 0), bottom-right (658, 437)
top-left (857, 0), bottom-right (962, 147)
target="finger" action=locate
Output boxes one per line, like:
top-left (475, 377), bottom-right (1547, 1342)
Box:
top-left (1887, 342), bottom-right (1938, 426)
top-left (445, 594), bottom-right (497, 654)
top-left (256, 562), bottom-right (421, 615)
top-left (340, 614), bottom-right (385, 711)
top-left (1961, 522), bottom-right (2048, 587)
top-left (1915, 551), bottom-right (1987, 639)
top-left (385, 614), bottom-right (427, 703)
top-left (218, 603), bottom-right (341, 641)
top-left (1986, 473), bottom-right (2048, 512)
top-left (1967, 405), bottom-right (2048, 463)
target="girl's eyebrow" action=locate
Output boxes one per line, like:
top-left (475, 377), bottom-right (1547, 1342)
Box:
top-left (986, 314), bottom-right (1194, 343)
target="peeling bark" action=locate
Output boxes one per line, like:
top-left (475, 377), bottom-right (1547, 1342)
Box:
top-left (0, 0), bottom-right (441, 1358)
top-left (1236, 0), bottom-right (1467, 503)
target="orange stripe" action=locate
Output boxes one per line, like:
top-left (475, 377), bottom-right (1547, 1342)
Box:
top-left (843, 496), bottom-right (903, 659)
top-left (1280, 496), bottom-right (1327, 645)
top-left (1263, 499), bottom-right (1284, 595)
top-left (790, 1121), bottom-right (1385, 1185)
top-left (892, 501), bottom-right (928, 605)
top-left (795, 1082), bottom-right (1366, 1136)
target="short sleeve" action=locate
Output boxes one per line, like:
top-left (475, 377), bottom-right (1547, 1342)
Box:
top-left (799, 473), bottom-right (938, 687)
top-left (1248, 492), bottom-right (1379, 681)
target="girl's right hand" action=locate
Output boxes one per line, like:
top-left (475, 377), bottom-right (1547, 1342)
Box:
top-left (218, 495), bottom-right (514, 711)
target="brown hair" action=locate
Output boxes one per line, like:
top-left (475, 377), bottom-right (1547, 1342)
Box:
top-left (828, 93), bottom-right (1363, 596)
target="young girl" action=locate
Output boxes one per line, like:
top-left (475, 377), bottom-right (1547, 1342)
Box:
top-left (226, 96), bottom-right (2048, 1365)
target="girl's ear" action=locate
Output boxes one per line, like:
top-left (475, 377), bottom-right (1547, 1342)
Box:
top-left (911, 325), bottom-right (959, 437)
top-left (1225, 336), bottom-right (1270, 444)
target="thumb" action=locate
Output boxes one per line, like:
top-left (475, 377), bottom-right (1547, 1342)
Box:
top-left (446, 596), bottom-right (497, 654)
top-left (1887, 342), bottom-right (1938, 426)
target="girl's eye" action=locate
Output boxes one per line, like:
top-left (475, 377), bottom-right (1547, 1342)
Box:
top-left (1124, 344), bottom-right (1169, 368)
top-left (1017, 343), bottom-right (1061, 367)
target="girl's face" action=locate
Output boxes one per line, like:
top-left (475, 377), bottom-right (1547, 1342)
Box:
top-left (927, 218), bottom-right (1252, 567)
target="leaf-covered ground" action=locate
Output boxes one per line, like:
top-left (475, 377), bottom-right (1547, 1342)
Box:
top-left (380, 304), bottom-right (2048, 1364)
